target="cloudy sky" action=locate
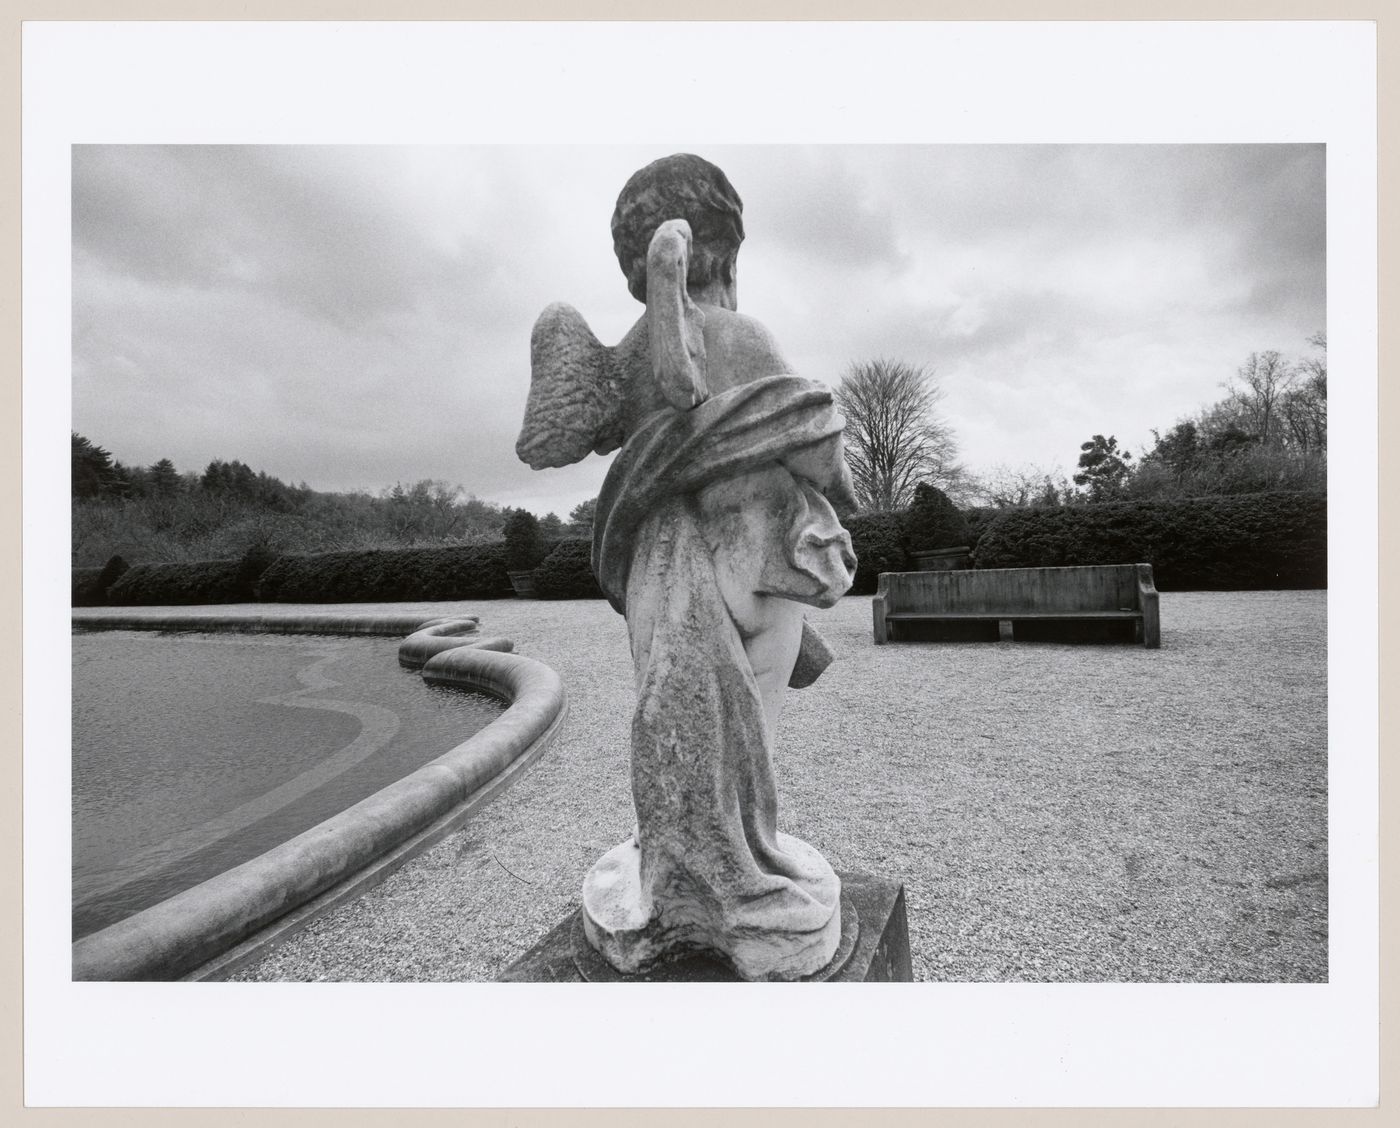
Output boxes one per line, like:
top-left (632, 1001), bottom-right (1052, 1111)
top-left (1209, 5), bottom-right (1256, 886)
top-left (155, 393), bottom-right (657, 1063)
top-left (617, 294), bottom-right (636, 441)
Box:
top-left (71, 144), bottom-right (1325, 517)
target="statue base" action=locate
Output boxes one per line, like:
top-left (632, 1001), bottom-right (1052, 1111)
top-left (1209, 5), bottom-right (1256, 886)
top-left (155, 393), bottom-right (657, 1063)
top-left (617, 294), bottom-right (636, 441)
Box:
top-left (580, 831), bottom-right (843, 981)
top-left (498, 871), bottom-right (912, 982)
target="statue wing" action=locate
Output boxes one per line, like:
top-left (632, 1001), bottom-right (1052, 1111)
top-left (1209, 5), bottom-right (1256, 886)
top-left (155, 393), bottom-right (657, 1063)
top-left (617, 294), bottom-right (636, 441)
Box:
top-left (517, 302), bottom-right (623, 469)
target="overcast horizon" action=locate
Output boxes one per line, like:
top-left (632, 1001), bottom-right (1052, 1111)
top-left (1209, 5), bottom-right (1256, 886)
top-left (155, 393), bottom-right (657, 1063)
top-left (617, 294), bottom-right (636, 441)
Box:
top-left (72, 144), bottom-right (1325, 518)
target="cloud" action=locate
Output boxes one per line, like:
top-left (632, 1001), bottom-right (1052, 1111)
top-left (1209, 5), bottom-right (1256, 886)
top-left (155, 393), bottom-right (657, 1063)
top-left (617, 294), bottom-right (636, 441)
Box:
top-left (71, 144), bottom-right (1325, 509)
top-left (734, 146), bottom-right (909, 274)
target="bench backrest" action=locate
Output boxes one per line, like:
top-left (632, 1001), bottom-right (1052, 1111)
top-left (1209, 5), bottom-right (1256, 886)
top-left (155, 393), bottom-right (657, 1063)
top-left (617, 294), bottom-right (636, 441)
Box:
top-left (879, 564), bottom-right (1147, 614)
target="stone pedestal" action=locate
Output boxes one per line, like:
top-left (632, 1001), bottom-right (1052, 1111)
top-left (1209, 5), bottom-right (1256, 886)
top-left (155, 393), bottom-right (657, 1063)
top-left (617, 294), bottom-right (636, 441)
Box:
top-left (499, 871), bottom-right (912, 983)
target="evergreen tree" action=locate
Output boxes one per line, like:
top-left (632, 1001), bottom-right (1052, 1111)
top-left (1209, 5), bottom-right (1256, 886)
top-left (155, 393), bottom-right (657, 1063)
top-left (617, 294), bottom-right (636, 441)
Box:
top-left (148, 458), bottom-right (182, 496)
top-left (201, 459), bottom-right (258, 497)
top-left (502, 507), bottom-right (547, 571)
top-left (568, 497), bottom-right (599, 533)
top-left (71, 433), bottom-right (119, 499)
top-left (1073, 435), bottom-right (1134, 501)
top-left (1142, 421), bottom-right (1201, 481)
top-left (901, 483), bottom-right (969, 550)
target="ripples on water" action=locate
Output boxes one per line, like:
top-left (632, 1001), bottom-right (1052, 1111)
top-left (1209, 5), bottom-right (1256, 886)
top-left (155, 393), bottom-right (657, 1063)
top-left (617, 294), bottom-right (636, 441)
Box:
top-left (72, 630), bottom-right (503, 939)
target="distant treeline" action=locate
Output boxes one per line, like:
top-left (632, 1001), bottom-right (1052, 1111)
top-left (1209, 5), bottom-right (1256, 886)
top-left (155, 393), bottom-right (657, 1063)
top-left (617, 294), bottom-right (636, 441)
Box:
top-left (73, 429), bottom-right (1327, 599)
top-left (973, 337), bottom-right (1328, 508)
top-left (70, 434), bottom-right (585, 568)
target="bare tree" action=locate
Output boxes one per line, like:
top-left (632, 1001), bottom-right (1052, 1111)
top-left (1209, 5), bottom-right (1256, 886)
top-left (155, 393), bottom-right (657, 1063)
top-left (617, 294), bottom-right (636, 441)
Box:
top-left (381, 479), bottom-right (471, 543)
top-left (972, 463), bottom-right (1072, 508)
top-left (1228, 350), bottom-right (1296, 447)
top-left (834, 359), bottom-right (962, 511)
top-left (1282, 332), bottom-right (1327, 452)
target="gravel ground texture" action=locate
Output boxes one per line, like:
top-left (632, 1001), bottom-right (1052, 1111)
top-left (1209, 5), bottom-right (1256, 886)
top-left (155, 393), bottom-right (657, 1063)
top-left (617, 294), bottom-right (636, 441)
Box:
top-left (207, 589), bottom-right (1327, 983)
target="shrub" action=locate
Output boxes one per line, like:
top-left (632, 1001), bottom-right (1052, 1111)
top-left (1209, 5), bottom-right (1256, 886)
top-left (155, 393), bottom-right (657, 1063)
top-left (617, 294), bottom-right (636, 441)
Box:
top-left (72, 554), bottom-right (130, 606)
top-left (900, 483), bottom-right (970, 551)
top-left (502, 508), bottom-right (548, 572)
top-left (532, 538), bottom-right (605, 600)
top-left (844, 511), bottom-right (909, 594)
top-left (971, 491), bottom-right (1325, 590)
top-left (253, 542), bottom-right (511, 602)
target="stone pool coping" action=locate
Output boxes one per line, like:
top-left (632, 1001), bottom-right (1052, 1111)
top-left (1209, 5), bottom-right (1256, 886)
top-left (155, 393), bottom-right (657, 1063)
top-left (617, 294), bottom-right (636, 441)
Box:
top-left (71, 611), bottom-right (567, 981)
top-left (72, 607), bottom-right (439, 636)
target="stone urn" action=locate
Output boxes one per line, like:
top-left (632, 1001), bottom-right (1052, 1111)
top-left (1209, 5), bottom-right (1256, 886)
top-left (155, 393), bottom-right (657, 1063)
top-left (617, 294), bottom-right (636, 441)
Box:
top-left (911, 546), bottom-right (972, 571)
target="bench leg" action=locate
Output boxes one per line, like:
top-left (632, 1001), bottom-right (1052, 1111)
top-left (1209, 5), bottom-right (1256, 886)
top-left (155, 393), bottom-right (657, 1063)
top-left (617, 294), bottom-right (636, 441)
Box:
top-left (872, 597), bottom-right (887, 645)
top-left (1137, 564), bottom-right (1161, 648)
top-left (1141, 601), bottom-right (1160, 648)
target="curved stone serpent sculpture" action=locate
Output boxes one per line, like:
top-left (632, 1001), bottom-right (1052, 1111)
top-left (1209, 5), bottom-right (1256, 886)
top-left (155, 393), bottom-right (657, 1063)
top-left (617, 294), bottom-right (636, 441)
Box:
top-left (397, 616), bottom-right (514, 669)
top-left (516, 154), bottom-right (857, 981)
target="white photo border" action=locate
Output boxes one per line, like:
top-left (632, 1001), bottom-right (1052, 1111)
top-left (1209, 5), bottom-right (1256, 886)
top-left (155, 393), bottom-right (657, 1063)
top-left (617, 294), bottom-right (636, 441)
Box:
top-left (22, 19), bottom-right (1379, 1109)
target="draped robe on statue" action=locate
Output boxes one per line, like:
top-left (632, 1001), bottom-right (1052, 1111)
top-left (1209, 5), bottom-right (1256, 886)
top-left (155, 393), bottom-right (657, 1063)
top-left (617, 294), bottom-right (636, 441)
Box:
top-left (582, 375), bottom-right (858, 978)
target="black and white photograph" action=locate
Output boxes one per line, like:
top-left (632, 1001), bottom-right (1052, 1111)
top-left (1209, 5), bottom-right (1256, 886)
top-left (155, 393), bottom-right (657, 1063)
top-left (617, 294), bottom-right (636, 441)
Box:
top-left (67, 140), bottom-right (1331, 985)
top-left (24, 18), bottom-right (1378, 1111)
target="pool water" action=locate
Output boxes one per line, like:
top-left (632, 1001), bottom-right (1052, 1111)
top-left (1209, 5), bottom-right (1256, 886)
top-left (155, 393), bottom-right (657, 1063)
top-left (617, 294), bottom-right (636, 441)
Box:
top-left (72, 630), bottom-right (503, 939)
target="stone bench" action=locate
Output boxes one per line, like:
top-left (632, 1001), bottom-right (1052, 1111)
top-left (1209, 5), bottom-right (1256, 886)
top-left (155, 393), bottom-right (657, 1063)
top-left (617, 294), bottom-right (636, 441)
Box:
top-left (872, 563), bottom-right (1160, 648)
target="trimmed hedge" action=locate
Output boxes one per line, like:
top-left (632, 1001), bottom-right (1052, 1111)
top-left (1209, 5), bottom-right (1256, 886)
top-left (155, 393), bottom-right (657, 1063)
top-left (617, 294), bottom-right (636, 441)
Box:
top-left (254, 542), bottom-right (511, 603)
top-left (72, 554), bottom-right (130, 606)
top-left (844, 512), bottom-right (909, 595)
top-left (98, 546), bottom-right (277, 606)
top-left (107, 558), bottom-right (254, 605)
top-left (84, 492), bottom-right (1322, 605)
top-left (971, 491), bottom-right (1326, 590)
top-left (531, 538), bottom-right (605, 600)
top-left (962, 507), bottom-right (1001, 550)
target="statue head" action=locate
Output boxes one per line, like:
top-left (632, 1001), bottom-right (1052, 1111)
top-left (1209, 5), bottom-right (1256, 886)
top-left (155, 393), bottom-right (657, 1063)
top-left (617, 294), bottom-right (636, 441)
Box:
top-left (518, 156), bottom-right (746, 472)
top-left (611, 154), bottom-right (744, 309)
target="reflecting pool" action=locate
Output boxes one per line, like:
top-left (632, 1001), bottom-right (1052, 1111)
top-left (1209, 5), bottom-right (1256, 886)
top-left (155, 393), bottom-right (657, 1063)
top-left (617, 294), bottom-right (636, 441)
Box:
top-left (72, 630), bottom-right (502, 938)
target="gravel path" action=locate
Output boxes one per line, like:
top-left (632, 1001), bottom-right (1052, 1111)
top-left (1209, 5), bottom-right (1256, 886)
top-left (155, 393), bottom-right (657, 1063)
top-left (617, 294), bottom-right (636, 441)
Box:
top-left (218, 589), bottom-right (1326, 983)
